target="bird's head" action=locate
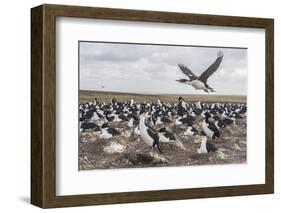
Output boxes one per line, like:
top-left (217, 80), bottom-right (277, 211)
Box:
top-left (111, 98), bottom-right (117, 104)
top-left (176, 79), bottom-right (191, 83)
top-left (204, 111), bottom-right (212, 119)
top-left (139, 109), bottom-right (149, 118)
top-left (201, 112), bottom-right (212, 122)
top-left (178, 96), bottom-right (185, 101)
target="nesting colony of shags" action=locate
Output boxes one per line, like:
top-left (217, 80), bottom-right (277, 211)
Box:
top-left (79, 97), bottom-right (247, 170)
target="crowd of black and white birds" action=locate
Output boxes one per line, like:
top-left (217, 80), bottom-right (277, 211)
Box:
top-left (79, 97), bottom-right (247, 156)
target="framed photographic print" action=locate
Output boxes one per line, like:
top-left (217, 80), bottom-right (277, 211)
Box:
top-left (31, 4), bottom-right (274, 208)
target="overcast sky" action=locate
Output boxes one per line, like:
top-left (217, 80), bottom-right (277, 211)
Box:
top-left (79, 42), bottom-right (247, 95)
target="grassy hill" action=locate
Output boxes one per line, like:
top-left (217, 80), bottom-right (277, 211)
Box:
top-left (80, 90), bottom-right (247, 103)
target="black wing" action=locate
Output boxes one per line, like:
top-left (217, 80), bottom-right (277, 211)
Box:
top-left (161, 117), bottom-right (172, 123)
top-left (97, 112), bottom-right (104, 119)
top-left (164, 131), bottom-right (176, 140)
top-left (81, 122), bottom-right (99, 129)
top-left (223, 118), bottom-right (234, 125)
top-left (119, 114), bottom-right (128, 121)
top-left (207, 122), bottom-right (220, 139)
top-left (191, 127), bottom-right (199, 134)
top-left (106, 114), bottom-right (115, 122)
top-left (147, 127), bottom-right (159, 141)
top-left (198, 52), bottom-right (223, 83)
top-left (207, 122), bottom-right (219, 132)
top-left (178, 64), bottom-right (198, 81)
top-left (181, 116), bottom-right (194, 126)
top-left (107, 127), bottom-right (121, 136)
top-left (206, 142), bottom-right (217, 152)
top-left (217, 120), bottom-right (226, 128)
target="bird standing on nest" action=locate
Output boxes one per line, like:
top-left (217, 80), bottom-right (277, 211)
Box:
top-left (197, 134), bottom-right (217, 154)
top-left (139, 110), bottom-right (163, 154)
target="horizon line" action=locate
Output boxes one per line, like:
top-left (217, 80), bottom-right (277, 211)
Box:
top-left (80, 89), bottom-right (247, 97)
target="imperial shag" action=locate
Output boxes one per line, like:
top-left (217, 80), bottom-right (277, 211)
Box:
top-left (176, 51), bottom-right (224, 93)
top-left (139, 110), bottom-right (163, 154)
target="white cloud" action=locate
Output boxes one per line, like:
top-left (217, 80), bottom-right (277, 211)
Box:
top-left (80, 42), bottom-right (247, 95)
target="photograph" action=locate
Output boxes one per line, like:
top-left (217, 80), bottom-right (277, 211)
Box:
top-left (78, 41), bottom-right (248, 170)
top-left (30, 3), bottom-right (274, 208)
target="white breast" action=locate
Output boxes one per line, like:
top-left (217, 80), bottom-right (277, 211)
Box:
top-left (140, 126), bottom-right (154, 146)
top-left (134, 126), bottom-right (140, 135)
top-left (100, 129), bottom-right (112, 139)
top-left (181, 101), bottom-right (187, 109)
top-left (175, 117), bottom-right (182, 125)
top-left (139, 117), bottom-right (154, 146)
top-left (215, 121), bottom-right (220, 129)
top-left (202, 120), bottom-right (214, 138)
top-left (155, 117), bottom-right (163, 125)
top-left (184, 127), bottom-right (194, 136)
top-left (114, 115), bottom-right (122, 122)
top-left (191, 80), bottom-right (206, 90)
top-left (159, 133), bottom-right (169, 143)
top-left (127, 118), bottom-right (134, 128)
top-left (221, 111), bottom-right (227, 119)
top-left (197, 137), bottom-right (208, 153)
top-left (91, 112), bottom-right (100, 121)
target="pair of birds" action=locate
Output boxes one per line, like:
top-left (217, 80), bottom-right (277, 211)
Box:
top-left (139, 110), bottom-right (179, 154)
top-left (198, 112), bottom-right (220, 153)
top-left (182, 111), bottom-right (221, 153)
top-left (80, 121), bottom-right (121, 140)
top-left (139, 109), bottom-right (220, 154)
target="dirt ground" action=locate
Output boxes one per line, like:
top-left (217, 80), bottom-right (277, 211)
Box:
top-left (79, 116), bottom-right (247, 170)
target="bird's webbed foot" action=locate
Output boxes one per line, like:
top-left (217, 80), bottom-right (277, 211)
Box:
top-left (152, 142), bottom-right (163, 154)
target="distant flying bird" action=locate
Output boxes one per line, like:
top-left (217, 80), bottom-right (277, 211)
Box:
top-left (176, 51), bottom-right (224, 93)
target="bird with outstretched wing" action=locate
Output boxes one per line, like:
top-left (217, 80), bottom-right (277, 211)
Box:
top-left (176, 51), bottom-right (224, 93)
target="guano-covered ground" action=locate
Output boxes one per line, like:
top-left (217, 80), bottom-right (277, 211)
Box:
top-left (79, 106), bottom-right (246, 170)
